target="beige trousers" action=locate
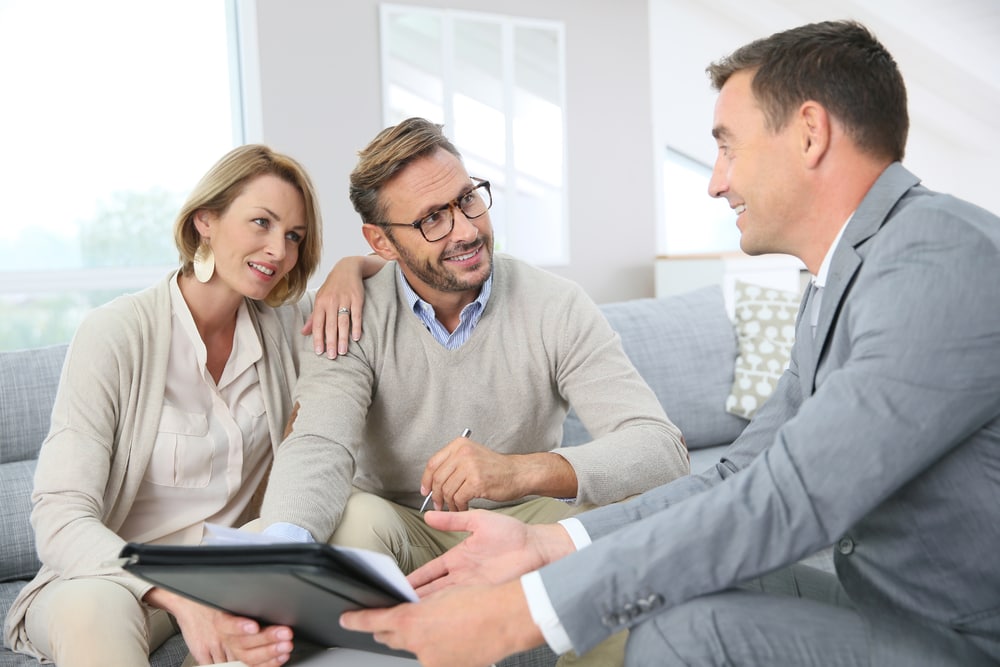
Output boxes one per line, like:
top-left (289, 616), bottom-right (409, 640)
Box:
top-left (556, 631), bottom-right (627, 667)
top-left (330, 491), bottom-right (588, 573)
top-left (24, 577), bottom-right (177, 667)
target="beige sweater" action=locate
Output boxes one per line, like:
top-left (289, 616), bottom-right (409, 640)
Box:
top-left (262, 255), bottom-right (688, 541)
top-left (5, 273), bottom-right (311, 658)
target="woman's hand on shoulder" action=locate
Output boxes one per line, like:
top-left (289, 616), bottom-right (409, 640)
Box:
top-left (302, 255), bottom-right (386, 359)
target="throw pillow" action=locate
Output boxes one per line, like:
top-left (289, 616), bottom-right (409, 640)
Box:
top-left (725, 280), bottom-right (800, 419)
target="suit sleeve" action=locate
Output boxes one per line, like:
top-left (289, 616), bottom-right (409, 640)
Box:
top-left (541, 209), bottom-right (1000, 654)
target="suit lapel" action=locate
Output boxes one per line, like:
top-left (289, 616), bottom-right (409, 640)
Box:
top-left (802, 163), bottom-right (921, 393)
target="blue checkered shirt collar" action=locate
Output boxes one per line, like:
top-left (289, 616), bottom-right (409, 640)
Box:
top-left (397, 263), bottom-right (492, 350)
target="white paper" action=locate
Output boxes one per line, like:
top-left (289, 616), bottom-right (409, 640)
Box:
top-left (203, 523), bottom-right (282, 545)
top-left (202, 523), bottom-right (417, 602)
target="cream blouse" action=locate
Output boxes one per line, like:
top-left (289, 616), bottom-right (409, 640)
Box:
top-left (117, 275), bottom-right (272, 545)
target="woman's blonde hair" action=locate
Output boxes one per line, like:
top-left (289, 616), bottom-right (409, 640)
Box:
top-left (173, 144), bottom-right (323, 306)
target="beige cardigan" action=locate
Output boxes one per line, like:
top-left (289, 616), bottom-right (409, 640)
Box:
top-left (5, 272), bottom-right (311, 659)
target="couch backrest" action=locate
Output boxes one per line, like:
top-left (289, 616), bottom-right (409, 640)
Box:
top-left (0, 344), bottom-right (68, 464)
top-left (1, 344), bottom-right (66, 584)
top-left (562, 286), bottom-right (749, 450)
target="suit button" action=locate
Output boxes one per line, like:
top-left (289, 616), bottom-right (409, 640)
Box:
top-left (837, 537), bottom-right (855, 555)
top-left (638, 594), bottom-right (663, 612)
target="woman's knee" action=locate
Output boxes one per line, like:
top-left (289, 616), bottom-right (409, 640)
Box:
top-left (36, 578), bottom-right (143, 625)
top-left (27, 578), bottom-right (150, 664)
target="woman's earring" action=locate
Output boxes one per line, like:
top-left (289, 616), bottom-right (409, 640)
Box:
top-left (193, 243), bottom-right (215, 283)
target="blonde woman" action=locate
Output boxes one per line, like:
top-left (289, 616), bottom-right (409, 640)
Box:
top-left (5, 145), bottom-right (331, 666)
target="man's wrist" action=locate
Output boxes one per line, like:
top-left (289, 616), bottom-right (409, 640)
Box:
top-left (556, 518), bottom-right (591, 551)
top-left (516, 452), bottom-right (578, 499)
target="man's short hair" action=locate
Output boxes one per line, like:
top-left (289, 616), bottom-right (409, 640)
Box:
top-left (706, 20), bottom-right (908, 162)
top-left (349, 117), bottom-right (463, 226)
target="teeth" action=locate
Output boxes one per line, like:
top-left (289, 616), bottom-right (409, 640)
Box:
top-left (734, 204), bottom-right (746, 215)
top-left (449, 249), bottom-right (477, 262)
top-left (249, 262), bottom-right (275, 276)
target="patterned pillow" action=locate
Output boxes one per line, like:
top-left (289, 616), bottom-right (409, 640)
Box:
top-left (725, 280), bottom-right (801, 419)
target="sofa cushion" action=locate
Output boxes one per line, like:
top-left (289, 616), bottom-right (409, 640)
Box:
top-left (0, 460), bottom-right (41, 583)
top-left (0, 344), bottom-right (67, 464)
top-left (562, 286), bottom-right (749, 450)
top-left (725, 281), bottom-right (799, 419)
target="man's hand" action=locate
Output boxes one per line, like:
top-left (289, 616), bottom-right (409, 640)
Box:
top-left (144, 588), bottom-right (236, 665)
top-left (407, 510), bottom-right (576, 598)
top-left (302, 255), bottom-right (385, 359)
top-left (213, 613), bottom-right (295, 667)
top-left (420, 436), bottom-right (576, 511)
top-left (340, 580), bottom-right (543, 667)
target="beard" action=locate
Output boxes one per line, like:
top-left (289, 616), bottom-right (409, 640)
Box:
top-left (391, 230), bottom-right (494, 293)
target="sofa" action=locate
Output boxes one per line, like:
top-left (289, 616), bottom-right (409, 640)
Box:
top-left (1, 284), bottom-right (811, 666)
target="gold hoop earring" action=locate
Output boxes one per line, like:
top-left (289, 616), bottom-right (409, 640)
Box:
top-left (193, 243), bottom-right (215, 283)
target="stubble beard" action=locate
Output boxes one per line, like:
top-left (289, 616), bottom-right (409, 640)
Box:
top-left (395, 233), bottom-right (494, 293)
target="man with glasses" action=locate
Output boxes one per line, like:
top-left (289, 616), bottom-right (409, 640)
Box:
top-left (251, 116), bottom-right (688, 581)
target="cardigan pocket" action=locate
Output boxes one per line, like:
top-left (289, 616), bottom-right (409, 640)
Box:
top-left (145, 404), bottom-right (212, 488)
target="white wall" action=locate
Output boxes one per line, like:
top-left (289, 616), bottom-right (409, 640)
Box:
top-left (650, 0), bottom-right (1000, 228)
top-left (248, 0), bottom-right (659, 304)
top-left (245, 0), bottom-right (999, 304)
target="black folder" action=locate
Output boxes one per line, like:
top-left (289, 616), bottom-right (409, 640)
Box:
top-left (119, 542), bottom-right (415, 659)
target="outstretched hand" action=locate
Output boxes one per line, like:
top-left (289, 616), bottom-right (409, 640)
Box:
top-left (341, 579), bottom-right (543, 667)
top-left (407, 509), bottom-right (576, 598)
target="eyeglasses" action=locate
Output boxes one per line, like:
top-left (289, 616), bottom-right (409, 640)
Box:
top-left (381, 178), bottom-right (492, 242)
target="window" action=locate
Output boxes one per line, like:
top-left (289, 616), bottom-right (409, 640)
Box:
top-left (0, 0), bottom-right (240, 350)
top-left (380, 5), bottom-right (567, 266)
top-left (661, 147), bottom-right (741, 256)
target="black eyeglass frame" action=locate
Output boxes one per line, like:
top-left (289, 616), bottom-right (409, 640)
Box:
top-left (380, 177), bottom-right (492, 242)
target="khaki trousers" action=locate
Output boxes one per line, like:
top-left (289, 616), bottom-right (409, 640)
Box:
top-left (330, 491), bottom-right (588, 574)
top-left (24, 577), bottom-right (177, 667)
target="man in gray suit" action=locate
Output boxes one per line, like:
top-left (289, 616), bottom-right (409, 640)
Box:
top-left (336, 20), bottom-right (1000, 667)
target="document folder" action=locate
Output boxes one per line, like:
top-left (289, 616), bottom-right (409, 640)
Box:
top-left (119, 542), bottom-right (415, 659)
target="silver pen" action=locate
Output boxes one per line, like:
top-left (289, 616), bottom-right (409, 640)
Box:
top-left (420, 428), bottom-right (471, 512)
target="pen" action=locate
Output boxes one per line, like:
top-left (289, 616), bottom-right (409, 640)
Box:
top-left (420, 428), bottom-right (471, 512)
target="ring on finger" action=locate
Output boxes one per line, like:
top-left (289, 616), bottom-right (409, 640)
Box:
top-left (337, 307), bottom-right (351, 315)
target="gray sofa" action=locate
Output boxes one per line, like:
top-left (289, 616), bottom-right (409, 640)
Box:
top-left (0, 344), bottom-right (190, 667)
top-left (1, 284), bottom-right (754, 666)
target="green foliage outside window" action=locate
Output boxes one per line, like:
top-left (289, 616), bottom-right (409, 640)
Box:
top-left (2, 189), bottom-right (181, 351)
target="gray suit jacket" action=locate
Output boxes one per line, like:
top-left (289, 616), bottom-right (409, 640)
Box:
top-left (540, 163), bottom-right (1000, 659)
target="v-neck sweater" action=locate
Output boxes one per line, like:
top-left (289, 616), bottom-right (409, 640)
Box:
top-left (261, 254), bottom-right (687, 541)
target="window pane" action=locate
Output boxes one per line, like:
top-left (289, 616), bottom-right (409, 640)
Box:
top-left (380, 5), bottom-right (567, 266)
top-left (0, 0), bottom-right (237, 350)
top-left (662, 148), bottom-right (740, 255)
top-left (383, 10), bottom-right (445, 125)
